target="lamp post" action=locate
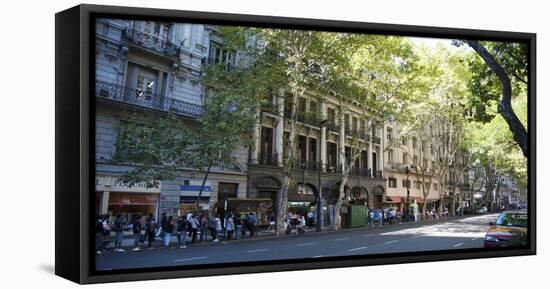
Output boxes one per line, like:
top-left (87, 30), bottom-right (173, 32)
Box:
top-left (405, 166), bottom-right (410, 200)
top-left (223, 188), bottom-right (228, 239)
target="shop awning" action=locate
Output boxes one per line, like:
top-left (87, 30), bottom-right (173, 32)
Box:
top-left (385, 196), bottom-right (403, 203)
top-left (109, 193), bottom-right (158, 205)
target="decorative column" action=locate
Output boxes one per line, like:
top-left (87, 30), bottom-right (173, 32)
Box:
top-left (367, 121), bottom-right (373, 177)
top-left (275, 93), bottom-right (285, 167)
top-left (100, 191), bottom-right (110, 215)
top-left (320, 100), bottom-right (327, 172)
top-left (338, 107), bottom-right (346, 172)
top-left (249, 110), bottom-right (261, 164)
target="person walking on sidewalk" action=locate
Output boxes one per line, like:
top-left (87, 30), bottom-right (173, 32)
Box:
top-left (190, 214), bottom-right (199, 244)
top-left (132, 214), bottom-right (143, 251)
top-left (144, 214), bottom-right (156, 249)
top-left (163, 216), bottom-right (175, 248)
top-left (176, 216), bottom-right (188, 248)
top-left (208, 213), bottom-right (219, 242)
top-left (215, 214), bottom-right (222, 240)
top-left (247, 213), bottom-right (257, 237)
top-left (95, 215), bottom-right (108, 254)
top-left (235, 215), bottom-right (242, 240)
top-left (113, 214), bottom-right (126, 252)
top-left (226, 215), bottom-right (235, 240)
top-left (199, 213), bottom-right (207, 242)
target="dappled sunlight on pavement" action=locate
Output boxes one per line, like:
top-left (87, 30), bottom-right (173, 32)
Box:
top-left (379, 214), bottom-right (499, 239)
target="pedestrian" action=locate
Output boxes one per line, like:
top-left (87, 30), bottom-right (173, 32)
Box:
top-left (268, 214), bottom-right (276, 231)
top-left (235, 215), bottom-right (242, 240)
top-left (156, 212), bottom-right (167, 238)
top-left (190, 214), bottom-right (199, 244)
top-left (215, 214), bottom-right (222, 239)
top-left (226, 215), bottom-right (235, 240)
top-left (307, 211), bottom-right (314, 227)
top-left (144, 214), bottom-right (156, 249)
top-left (367, 210), bottom-right (374, 226)
top-left (208, 213), bottom-right (219, 242)
top-left (247, 213), bottom-right (257, 237)
top-left (113, 214), bottom-right (126, 252)
top-left (163, 216), bottom-right (174, 248)
top-left (176, 216), bottom-right (188, 248)
top-left (298, 215), bottom-right (306, 235)
top-left (199, 213), bottom-right (207, 242)
top-left (95, 215), bottom-right (106, 254)
top-left (132, 214), bottom-right (143, 251)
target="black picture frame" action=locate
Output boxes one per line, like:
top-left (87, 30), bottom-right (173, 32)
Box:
top-left (55, 4), bottom-right (536, 284)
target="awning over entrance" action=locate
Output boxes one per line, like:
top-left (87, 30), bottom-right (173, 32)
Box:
top-left (385, 195), bottom-right (403, 204)
top-left (385, 195), bottom-right (425, 204)
top-left (108, 193), bottom-right (158, 205)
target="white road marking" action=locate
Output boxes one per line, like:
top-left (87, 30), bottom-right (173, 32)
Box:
top-left (349, 246), bottom-right (368, 252)
top-left (247, 249), bottom-right (268, 253)
top-left (173, 256), bottom-right (207, 262)
top-left (312, 255), bottom-right (324, 258)
top-left (297, 242), bottom-right (315, 247)
top-left (335, 238), bottom-right (350, 241)
top-left (385, 240), bottom-right (399, 244)
top-left (471, 238), bottom-right (478, 241)
top-left (411, 235), bottom-right (423, 239)
top-left (453, 243), bottom-right (464, 248)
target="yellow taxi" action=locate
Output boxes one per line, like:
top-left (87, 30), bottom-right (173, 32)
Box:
top-left (484, 210), bottom-right (528, 249)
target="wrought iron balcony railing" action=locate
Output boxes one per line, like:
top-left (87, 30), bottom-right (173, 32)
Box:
top-left (349, 167), bottom-right (372, 177)
top-left (95, 81), bottom-right (203, 118)
top-left (295, 159), bottom-right (321, 171)
top-left (123, 29), bottom-right (180, 58)
top-left (326, 121), bottom-right (340, 132)
top-left (259, 153), bottom-right (279, 166)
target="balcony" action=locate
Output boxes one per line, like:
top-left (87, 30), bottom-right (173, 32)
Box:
top-left (259, 153), bottom-right (279, 166)
top-left (326, 121), bottom-right (340, 132)
top-left (95, 81), bottom-right (203, 118)
top-left (295, 159), bottom-right (321, 171)
top-left (349, 167), bottom-right (372, 177)
top-left (260, 103), bottom-right (279, 115)
top-left (373, 136), bottom-right (381, 144)
top-left (123, 29), bottom-right (180, 58)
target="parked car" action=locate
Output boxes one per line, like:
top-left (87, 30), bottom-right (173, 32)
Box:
top-left (462, 207), bottom-right (474, 215)
top-left (475, 206), bottom-right (488, 214)
top-left (484, 210), bottom-right (528, 249)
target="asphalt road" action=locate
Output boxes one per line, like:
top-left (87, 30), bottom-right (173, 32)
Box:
top-left (96, 214), bottom-right (498, 271)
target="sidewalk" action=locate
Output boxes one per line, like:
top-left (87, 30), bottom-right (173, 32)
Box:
top-left (99, 215), bottom-right (466, 252)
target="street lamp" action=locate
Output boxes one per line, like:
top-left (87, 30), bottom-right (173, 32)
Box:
top-left (223, 188), bottom-right (228, 239)
top-left (405, 165), bottom-right (410, 200)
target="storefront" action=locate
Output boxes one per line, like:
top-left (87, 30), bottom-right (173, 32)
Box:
top-left (178, 179), bottom-right (212, 214)
top-left (95, 175), bottom-right (160, 221)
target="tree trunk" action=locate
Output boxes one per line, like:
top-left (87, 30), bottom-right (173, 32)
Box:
top-left (466, 40), bottom-right (528, 158)
top-left (334, 173), bottom-right (349, 230)
top-left (195, 161), bottom-right (213, 213)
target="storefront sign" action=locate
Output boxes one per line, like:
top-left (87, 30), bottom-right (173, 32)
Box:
top-left (95, 175), bottom-right (160, 193)
top-left (180, 179), bottom-right (212, 197)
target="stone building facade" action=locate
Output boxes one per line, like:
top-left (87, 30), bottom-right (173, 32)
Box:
top-left (94, 19), bottom-right (249, 220)
top-left (94, 18), bottom-right (450, 226)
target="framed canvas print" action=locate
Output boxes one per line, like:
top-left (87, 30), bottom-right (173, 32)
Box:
top-left (55, 4), bottom-right (536, 284)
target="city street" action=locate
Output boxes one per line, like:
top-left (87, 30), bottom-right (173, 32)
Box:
top-left (96, 214), bottom-right (498, 270)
